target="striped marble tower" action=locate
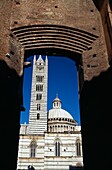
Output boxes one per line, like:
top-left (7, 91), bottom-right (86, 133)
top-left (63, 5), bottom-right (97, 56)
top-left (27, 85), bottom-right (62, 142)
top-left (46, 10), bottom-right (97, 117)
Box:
top-left (28, 55), bottom-right (48, 134)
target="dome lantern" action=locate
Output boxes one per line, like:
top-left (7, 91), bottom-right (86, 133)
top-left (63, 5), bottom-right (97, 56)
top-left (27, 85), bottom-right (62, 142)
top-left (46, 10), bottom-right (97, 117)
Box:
top-left (49, 94), bottom-right (74, 120)
top-left (53, 94), bottom-right (62, 109)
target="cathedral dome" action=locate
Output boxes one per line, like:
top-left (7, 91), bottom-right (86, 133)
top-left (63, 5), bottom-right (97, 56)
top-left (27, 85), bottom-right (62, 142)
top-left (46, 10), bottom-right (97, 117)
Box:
top-left (48, 96), bottom-right (77, 133)
top-left (48, 108), bottom-right (73, 119)
top-left (48, 96), bottom-right (73, 119)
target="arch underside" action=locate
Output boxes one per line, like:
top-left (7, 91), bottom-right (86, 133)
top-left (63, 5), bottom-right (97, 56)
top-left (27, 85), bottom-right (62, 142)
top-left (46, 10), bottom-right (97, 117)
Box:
top-left (12, 24), bottom-right (98, 57)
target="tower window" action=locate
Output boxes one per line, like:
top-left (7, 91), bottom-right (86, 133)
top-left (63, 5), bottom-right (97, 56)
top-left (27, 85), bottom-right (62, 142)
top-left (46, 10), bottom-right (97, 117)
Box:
top-left (37, 113), bottom-right (40, 120)
top-left (36, 94), bottom-right (42, 100)
top-left (55, 141), bottom-right (60, 157)
top-left (36, 76), bottom-right (44, 82)
top-left (30, 141), bottom-right (36, 158)
top-left (36, 85), bottom-right (43, 91)
top-left (37, 104), bottom-right (40, 110)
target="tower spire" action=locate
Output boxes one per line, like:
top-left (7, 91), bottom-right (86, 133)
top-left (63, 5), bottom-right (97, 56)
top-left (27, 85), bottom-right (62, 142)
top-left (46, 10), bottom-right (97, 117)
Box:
top-left (45, 55), bottom-right (48, 65)
top-left (33, 55), bottom-right (36, 64)
top-left (37, 55), bottom-right (44, 64)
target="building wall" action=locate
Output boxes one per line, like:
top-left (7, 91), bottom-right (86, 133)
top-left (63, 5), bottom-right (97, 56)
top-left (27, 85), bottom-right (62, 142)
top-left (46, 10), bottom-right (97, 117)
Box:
top-left (99, 0), bottom-right (112, 62)
top-left (17, 131), bottom-right (83, 170)
top-left (17, 135), bottom-right (45, 169)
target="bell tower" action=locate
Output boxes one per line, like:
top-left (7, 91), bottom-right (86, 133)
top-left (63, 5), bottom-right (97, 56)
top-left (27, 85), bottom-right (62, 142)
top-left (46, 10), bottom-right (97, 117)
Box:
top-left (28, 55), bottom-right (48, 134)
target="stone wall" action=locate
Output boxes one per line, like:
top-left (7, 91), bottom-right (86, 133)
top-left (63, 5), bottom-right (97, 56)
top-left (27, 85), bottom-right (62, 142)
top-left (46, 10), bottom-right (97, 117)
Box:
top-left (0, 0), bottom-right (110, 80)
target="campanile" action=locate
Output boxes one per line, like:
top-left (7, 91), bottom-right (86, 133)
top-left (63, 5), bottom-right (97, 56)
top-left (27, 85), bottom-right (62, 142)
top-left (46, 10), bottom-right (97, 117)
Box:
top-left (28, 55), bottom-right (48, 134)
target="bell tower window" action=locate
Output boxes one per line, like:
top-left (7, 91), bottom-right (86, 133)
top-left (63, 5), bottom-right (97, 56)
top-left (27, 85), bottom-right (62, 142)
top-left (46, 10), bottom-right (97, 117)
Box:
top-left (37, 104), bottom-right (40, 110)
top-left (37, 113), bottom-right (40, 120)
top-left (36, 76), bottom-right (44, 82)
top-left (36, 85), bottom-right (43, 91)
top-left (36, 94), bottom-right (42, 100)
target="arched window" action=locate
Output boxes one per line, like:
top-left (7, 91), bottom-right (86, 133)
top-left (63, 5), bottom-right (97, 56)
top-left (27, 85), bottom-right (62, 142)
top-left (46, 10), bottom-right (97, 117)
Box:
top-left (76, 139), bottom-right (81, 156)
top-left (37, 104), bottom-right (40, 110)
top-left (36, 85), bottom-right (43, 91)
top-left (37, 113), bottom-right (40, 119)
top-left (36, 75), bottom-right (44, 82)
top-left (36, 94), bottom-right (42, 100)
top-left (30, 141), bottom-right (36, 158)
top-left (28, 165), bottom-right (35, 170)
top-left (55, 139), bottom-right (61, 157)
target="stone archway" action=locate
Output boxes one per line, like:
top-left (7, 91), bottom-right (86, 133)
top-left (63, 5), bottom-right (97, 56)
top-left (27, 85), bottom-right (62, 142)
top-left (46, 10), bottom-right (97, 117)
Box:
top-left (0, 0), bottom-right (112, 170)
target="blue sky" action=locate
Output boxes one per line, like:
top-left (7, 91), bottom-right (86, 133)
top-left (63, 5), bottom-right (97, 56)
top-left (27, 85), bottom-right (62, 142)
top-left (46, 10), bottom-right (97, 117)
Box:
top-left (20, 55), bottom-right (81, 125)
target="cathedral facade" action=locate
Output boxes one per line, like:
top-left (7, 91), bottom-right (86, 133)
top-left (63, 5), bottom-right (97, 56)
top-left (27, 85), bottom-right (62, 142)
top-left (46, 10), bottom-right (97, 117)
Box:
top-left (17, 55), bottom-right (83, 170)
